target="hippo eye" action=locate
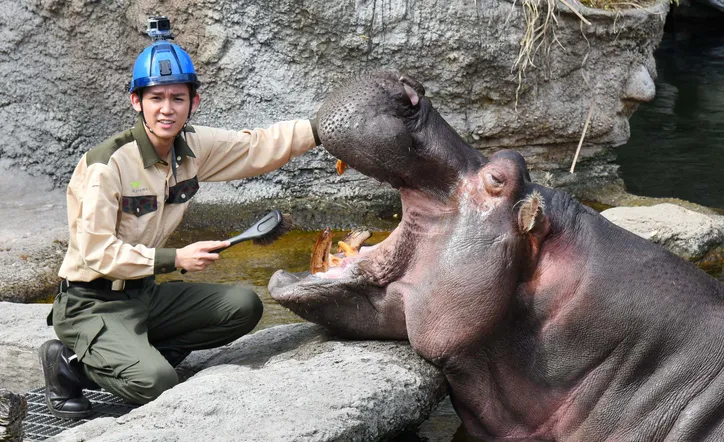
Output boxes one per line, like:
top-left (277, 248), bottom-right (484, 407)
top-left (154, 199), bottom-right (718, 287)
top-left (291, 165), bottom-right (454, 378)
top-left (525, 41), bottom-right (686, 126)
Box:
top-left (487, 172), bottom-right (504, 188)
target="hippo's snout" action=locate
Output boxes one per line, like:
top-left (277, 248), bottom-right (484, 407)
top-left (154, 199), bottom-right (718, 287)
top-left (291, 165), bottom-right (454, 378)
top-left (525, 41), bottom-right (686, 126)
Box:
top-left (268, 270), bottom-right (304, 293)
top-left (316, 70), bottom-right (485, 196)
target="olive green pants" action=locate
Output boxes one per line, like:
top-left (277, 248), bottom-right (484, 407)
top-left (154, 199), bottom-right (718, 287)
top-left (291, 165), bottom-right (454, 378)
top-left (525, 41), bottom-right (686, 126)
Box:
top-left (51, 278), bottom-right (263, 405)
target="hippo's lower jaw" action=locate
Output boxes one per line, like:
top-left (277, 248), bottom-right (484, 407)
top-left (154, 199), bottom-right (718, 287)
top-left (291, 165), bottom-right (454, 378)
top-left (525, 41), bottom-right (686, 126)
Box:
top-left (269, 254), bottom-right (408, 340)
top-left (269, 191), bottom-right (434, 340)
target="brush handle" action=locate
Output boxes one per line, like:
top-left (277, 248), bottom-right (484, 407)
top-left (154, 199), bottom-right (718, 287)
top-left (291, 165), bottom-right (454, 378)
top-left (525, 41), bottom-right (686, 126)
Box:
top-left (179, 210), bottom-right (283, 274)
top-left (211, 228), bottom-right (259, 253)
top-left (179, 236), bottom-right (243, 274)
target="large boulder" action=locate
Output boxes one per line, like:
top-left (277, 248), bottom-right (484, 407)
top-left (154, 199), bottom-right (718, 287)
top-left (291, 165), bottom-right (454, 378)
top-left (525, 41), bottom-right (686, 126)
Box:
top-left (0, 302), bottom-right (54, 393)
top-left (0, 0), bottom-right (669, 227)
top-left (0, 303), bottom-right (446, 441)
top-left (50, 323), bottom-right (446, 442)
top-left (0, 161), bottom-right (67, 303)
top-left (602, 203), bottom-right (724, 261)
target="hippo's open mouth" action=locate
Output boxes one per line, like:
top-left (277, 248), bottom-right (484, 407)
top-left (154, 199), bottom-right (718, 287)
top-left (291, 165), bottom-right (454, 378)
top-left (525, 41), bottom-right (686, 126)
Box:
top-left (268, 71), bottom-right (486, 338)
top-left (269, 204), bottom-right (411, 289)
top-left (267, 190), bottom-right (422, 339)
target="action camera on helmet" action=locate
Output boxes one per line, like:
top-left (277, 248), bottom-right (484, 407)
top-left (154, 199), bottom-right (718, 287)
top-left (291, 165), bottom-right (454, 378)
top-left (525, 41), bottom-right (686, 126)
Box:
top-left (146, 16), bottom-right (173, 41)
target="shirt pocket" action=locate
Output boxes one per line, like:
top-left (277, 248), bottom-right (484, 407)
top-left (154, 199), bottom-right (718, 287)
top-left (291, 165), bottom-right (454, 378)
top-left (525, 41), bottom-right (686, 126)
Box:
top-left (167, 176), bottom-right (199, 205)
top-left (122, 195), bottom-right (158, 217)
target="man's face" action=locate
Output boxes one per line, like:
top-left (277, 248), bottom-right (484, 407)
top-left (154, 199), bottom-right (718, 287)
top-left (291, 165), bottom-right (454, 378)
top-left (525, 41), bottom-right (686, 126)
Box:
top-left (130, 83), bottom-right (200, 145)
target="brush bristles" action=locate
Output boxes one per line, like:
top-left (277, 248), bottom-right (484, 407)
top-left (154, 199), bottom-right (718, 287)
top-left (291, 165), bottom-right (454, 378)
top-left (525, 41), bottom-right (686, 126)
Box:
top-left (252, 213), bottom-right (294, 245)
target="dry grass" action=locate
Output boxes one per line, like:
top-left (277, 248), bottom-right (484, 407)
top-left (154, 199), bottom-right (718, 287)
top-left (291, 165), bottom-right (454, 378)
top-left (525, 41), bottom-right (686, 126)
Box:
top-left (513, 0), bottom-right (561, 109)
top-left (579, 0), bottom-right (659, 10)
top-left (512, 0), bottom-right (661, 108)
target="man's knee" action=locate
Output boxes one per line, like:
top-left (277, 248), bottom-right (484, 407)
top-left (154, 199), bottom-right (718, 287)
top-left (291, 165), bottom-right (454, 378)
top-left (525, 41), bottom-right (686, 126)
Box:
top-left (122, 361), bottom-right (178, 405)
top-left (226, 286), bottom-right (263, 334)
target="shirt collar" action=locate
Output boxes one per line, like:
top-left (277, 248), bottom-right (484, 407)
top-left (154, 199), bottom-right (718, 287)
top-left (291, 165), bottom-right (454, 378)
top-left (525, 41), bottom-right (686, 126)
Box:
top-left (132, 115), bottom-right (196, 169)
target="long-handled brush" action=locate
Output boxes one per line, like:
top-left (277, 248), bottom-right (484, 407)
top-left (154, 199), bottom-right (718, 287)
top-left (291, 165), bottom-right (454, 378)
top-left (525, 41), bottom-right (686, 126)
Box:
top-left (180, 210), bottom-right (292, 274)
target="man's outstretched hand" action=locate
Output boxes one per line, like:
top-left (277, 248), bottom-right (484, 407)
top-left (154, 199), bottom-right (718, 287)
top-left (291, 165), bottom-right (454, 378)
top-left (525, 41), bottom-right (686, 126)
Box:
top-left (175, 241), bottom-right (231, 273)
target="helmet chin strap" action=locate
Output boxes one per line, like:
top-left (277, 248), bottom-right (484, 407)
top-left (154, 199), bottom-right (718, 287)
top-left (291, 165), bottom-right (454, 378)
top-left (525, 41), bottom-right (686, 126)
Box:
top-left (141, 113), bottom-right (156, 134)
top-left (139, 96), bottom-right (156, 135)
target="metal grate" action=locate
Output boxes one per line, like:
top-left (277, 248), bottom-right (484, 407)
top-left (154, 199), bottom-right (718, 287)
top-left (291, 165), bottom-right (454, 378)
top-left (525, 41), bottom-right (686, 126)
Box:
top-left (23, 387), bottom-right (138, 441)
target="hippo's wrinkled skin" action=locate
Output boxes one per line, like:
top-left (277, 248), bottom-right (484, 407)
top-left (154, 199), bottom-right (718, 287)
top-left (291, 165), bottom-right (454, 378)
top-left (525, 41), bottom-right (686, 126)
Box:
top-left (269, 72), bottom-right (724, 441)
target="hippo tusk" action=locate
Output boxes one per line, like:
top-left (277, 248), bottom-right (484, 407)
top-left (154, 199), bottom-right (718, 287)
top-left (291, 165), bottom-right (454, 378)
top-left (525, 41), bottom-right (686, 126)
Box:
top-left (310, 229), bottom-right (374, 273)
top-left (310, 227), bottom-right (333, 274)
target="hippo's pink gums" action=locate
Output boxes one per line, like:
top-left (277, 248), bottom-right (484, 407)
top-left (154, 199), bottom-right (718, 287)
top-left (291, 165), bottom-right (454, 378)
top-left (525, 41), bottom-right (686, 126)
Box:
top-left (269, 72), bottom-right (724, 441)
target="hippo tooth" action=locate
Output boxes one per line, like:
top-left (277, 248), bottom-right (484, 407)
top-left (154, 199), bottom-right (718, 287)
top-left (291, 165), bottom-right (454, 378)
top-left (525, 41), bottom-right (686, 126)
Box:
top-left (337, 241), bottom-right (357, 257)
top-left (338, 229), bottom-right (372, 253)
top-left (310, 227), bottom-right (332, 274)
top-left (329, 254), bottom-right (343, 266)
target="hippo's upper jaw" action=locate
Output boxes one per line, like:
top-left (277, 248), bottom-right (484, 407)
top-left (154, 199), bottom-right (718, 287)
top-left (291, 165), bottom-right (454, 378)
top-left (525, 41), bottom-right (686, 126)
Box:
top-left (316, 71), bottom-right (486, 199)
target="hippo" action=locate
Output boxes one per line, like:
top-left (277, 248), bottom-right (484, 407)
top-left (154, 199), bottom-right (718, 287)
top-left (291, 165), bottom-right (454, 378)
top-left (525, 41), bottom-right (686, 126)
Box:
top-left (269, 71), bottom-right (724, 441)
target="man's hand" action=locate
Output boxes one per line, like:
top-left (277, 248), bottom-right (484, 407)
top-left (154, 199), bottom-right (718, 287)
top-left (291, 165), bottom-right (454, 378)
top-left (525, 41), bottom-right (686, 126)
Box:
top-left (175, 241), bottom-right (231, 273)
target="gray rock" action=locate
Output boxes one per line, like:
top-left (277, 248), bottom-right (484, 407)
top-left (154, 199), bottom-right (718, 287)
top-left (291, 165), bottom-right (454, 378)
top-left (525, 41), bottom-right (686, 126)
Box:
top-left (602, 203), bottom-right (724, 261)
top-left (0, 302), bottom-right (54, 393)
top-left (623, 65), bottom-right (657, 103)
top-left (0, 0), bottom-right (669, 223)
top-left (0, 304), bottom-right (446, 442)
top-left (0, 160), bottom-right (67, 303)
top-left (47, 323), bottom-right (446, 442)
top-left (0, 389), bottom-right (27, 442)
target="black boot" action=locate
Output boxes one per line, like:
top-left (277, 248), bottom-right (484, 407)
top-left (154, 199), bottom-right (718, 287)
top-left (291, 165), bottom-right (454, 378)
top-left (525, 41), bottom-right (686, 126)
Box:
top-left (38, 339), bottom-right (93, 419)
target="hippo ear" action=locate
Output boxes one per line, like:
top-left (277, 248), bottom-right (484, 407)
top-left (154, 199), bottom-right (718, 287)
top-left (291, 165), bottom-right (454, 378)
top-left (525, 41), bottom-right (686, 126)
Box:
top-left (517, 190), bottom-right (546, 234)
top-left (402, 83), bottom-right (419, 106)
top-left (399, 75), bottom-right (422, 106)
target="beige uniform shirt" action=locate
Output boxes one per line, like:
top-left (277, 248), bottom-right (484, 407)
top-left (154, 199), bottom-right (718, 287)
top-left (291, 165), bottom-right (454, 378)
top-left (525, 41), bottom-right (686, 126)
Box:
top-left (58, 116), bottom-right (317, 283)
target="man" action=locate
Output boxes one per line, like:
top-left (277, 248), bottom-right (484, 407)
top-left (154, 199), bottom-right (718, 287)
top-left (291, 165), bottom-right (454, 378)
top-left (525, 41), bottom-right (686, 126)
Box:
top-left (39, 31), bottom-right (320, 418)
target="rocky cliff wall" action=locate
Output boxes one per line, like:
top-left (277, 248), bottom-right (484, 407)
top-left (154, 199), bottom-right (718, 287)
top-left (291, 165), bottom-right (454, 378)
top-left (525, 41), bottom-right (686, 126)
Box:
top-left (0, 0), bottom-right (668, 227)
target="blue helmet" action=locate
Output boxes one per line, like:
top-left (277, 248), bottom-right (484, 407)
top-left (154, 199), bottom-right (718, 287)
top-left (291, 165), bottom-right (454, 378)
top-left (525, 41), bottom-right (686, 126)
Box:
top-left (129, 41), bottom-right (200, 93)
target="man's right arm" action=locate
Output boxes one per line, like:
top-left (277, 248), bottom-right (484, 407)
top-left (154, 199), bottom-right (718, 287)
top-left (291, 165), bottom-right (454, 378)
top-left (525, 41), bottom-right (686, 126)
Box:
top-left (193, 120), bottom-right (319, 183)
